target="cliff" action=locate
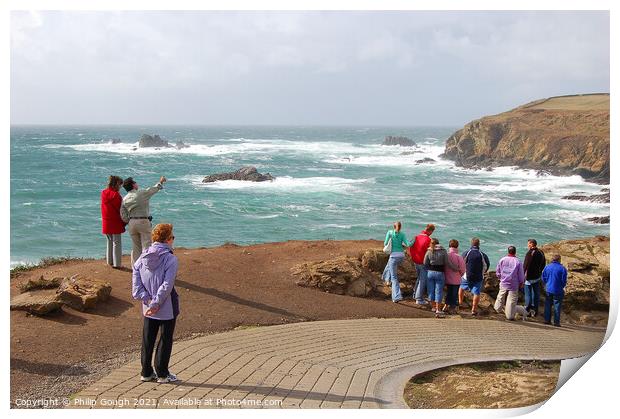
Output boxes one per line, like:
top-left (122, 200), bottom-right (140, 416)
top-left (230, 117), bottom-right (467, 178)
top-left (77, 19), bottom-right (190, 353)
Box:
top-left (442, 94), bottom-right (610, 183)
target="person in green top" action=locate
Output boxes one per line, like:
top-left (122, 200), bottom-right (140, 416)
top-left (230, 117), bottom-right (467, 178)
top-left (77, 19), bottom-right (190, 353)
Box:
top-left (382, 221), bottom-right (414, 302)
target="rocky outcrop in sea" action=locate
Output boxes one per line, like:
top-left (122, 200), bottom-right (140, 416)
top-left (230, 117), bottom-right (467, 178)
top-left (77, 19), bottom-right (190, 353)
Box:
top-left (442, 94), bottom-right (609, 184)
top-left (138, 134), bottom-right (171, 148)
top-left (202, 166), bottom-right (275, 183)
top-left (382, 135), bottom-right (417, 147)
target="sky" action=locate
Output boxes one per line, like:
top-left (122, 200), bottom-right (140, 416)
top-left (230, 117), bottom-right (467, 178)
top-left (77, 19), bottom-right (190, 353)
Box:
top-left (10, 10), bottom-right (610, 126)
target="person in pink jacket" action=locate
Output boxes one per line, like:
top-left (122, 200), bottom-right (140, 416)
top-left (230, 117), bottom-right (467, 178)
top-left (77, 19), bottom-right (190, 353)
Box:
top-left (443, 239), bottom-right (466, 314)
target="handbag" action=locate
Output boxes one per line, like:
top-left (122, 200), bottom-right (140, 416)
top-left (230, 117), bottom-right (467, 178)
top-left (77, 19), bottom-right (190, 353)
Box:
top-left (383, 232), bottom-right (393, 255)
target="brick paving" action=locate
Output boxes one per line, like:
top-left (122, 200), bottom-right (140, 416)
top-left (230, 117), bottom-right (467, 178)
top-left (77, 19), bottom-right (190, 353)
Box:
top-left (68, 318), bottom-right (605, 409)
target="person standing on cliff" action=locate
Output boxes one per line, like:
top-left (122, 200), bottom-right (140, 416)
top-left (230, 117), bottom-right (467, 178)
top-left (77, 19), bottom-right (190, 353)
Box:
top-left (101, 175), bottom-right (126, 269)
top-left (132, 223), bottom-right (180, 383)
top-left (382, 221), bottom-right (413, 303)
top-left (523, 239), bottom-right (546, 317)
top-left (409, 224), bottom-right (435, 305)
top-left (458, 237), bottom-right (490, 316)
top-left (494, 246), bottom-right (528, 321)
top-left (542, 254), bottom-right (568, 327)
top-left (121, 176), bottom-right (167, 265)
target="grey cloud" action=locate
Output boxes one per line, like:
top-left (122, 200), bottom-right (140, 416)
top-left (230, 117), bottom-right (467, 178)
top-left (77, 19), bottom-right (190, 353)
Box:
top-left (11, 11), bottom-right (609, 125)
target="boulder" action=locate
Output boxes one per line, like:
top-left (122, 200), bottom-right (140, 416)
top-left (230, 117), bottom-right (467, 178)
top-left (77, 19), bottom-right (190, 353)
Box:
top-left (202, 166), bottom-right (275, 183)
top-left (55, 275), bottom-right (112, 311)
top-left (382, 136), bottom-right (417, 147)
top-left (10, 290), bottom-right (63, 315)
top-left (138, 134), bottom-right (171, 148)
top-left (291, 257), bottom-right (379, 297)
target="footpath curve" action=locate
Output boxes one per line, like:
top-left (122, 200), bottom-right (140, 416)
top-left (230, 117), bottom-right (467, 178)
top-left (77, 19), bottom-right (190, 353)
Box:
top-left (69, 318), bottom-right (605, 409)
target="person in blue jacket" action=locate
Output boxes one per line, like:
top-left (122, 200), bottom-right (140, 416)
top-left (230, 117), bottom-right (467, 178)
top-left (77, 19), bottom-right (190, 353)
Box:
top-left (542, 254), bottom-right (568, 327)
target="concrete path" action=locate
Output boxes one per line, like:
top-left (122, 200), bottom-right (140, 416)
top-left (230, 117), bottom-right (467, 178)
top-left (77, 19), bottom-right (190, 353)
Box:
top-left (69, 318), bottom-right (605, 409)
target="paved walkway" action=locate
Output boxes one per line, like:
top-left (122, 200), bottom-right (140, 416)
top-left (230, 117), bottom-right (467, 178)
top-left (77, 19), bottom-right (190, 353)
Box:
top-left (69, 318), bottom-right (604, 409)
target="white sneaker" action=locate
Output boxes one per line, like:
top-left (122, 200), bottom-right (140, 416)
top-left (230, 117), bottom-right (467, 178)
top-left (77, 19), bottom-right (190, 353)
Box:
top-left (157, 373), bottom-right (178, 384)
top-left (140, 372), bottom-right (157, 382)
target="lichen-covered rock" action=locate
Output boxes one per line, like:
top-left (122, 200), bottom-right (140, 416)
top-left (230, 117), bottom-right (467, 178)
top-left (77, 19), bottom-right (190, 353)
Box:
top-left (442, 94), bottom-right (609, 183)
top-left (10, 290), bottom-right (63, 315)
top-left (55, 275), bottom-right (112, 311)
top-left (360, 249), bottom-right (417, 280)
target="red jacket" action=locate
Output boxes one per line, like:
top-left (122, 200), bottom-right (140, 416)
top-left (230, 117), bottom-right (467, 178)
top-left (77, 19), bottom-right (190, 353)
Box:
top-left (409, 230), bottom-right (432, 264)
top-left (101, 188), bottom-right (126, 234)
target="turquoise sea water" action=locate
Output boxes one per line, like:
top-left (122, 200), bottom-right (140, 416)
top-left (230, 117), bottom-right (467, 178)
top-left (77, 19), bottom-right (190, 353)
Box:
top-left (10, 126), bottom-right (609, 267)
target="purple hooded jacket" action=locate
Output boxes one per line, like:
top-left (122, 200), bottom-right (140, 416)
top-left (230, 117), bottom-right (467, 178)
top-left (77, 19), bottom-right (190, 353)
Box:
top-left (132, 242), bottom-right (179, 320)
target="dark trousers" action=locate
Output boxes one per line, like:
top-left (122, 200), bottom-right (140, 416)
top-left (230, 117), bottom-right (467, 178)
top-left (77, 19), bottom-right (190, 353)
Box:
top-left (141, 316), bottom-right (176, 378)
top-left (544, 293), bottom-right (563, 326)
top-left (444, 284), bottom-right (459, 307)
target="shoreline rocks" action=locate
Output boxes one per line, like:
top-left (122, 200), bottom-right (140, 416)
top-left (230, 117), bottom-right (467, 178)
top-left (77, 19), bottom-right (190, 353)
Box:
top-left (382, 136), bottom-right (417, 147)
top-left (586, 216), bottom-right (610, 224)
top-left (562, 191), bottom-right (610, 204)
top-left (442, 94), bottom-right (609, 184)
top-left (202, 166), bottom-right (275, 183)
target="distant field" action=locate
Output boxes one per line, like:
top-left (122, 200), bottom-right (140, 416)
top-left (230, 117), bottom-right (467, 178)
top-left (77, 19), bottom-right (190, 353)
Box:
top-left (524, 94), bottom-right (609, 111)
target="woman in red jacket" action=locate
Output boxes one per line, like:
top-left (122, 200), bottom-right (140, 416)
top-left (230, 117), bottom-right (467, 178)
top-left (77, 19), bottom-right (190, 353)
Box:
top-left (101, 175), bottom-right (126, 268)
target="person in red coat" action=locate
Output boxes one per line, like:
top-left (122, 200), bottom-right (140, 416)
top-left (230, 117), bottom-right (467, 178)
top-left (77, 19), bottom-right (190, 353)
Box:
top-left (101, 175), bottom-right (126, 268)
top-left (409, 223), bottom-right (435, 305)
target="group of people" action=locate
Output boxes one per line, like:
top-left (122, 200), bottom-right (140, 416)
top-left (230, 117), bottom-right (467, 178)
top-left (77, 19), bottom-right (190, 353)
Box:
top-left (101, 175), bottom-right (179, 384)
top-left (382, 222), bottom-right (568, 326)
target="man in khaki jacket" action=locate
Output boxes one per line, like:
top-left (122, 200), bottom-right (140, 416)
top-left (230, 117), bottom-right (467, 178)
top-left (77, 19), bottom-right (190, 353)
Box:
top-left (121, 176), bottom-right (167, 265)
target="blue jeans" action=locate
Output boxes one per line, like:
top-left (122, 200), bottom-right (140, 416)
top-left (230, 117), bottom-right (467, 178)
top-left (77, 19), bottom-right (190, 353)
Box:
top-left (426, 270), bottom-right (445, 303)
top-left (544, 292), bottom-right (563, 325)
top-left (414, 264), bottom-right (428, 304)
top-left (524, 280), bottom-right (541, 314)
top-left (382, 254), bottom-right (404, 302)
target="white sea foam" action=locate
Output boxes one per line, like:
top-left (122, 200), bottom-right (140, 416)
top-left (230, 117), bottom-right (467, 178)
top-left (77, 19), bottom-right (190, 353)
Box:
top-left (188, 175), bottom-right (372, 193)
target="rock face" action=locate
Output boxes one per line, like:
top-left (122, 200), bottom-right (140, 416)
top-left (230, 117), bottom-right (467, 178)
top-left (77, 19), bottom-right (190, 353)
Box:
top-left (138, 134), bottom-right (171, 148)
top-left (540, 236), bottom-right (609, 311)
top-left (442, 94), bottom-right (610, 184)
top-left (292, 249), bottom-right (416, 298)
top-left (382, 136), bottom-right (417, 147)
top-left (202, 166), bottom-right (275, 183)
top-left (11, 274), bottom-right (112, 315)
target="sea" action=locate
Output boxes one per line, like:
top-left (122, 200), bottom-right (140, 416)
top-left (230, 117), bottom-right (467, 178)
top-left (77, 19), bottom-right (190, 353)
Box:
top-left (10, 125), bottom-right (610, 268)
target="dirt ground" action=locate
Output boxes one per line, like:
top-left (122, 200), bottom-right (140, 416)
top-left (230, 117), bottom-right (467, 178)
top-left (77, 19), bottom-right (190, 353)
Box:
top-left (404, 360), bottom-right (561, 409)
top-left (9, 239), bottom-right (605, 408)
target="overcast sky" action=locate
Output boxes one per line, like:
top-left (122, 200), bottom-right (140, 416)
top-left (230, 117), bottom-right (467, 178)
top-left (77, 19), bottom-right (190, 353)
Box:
top-left (10, 11), bottom-right (609, 126)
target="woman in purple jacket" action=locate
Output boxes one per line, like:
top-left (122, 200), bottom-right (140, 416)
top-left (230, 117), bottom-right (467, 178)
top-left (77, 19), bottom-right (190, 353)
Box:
top-left (132, 223), bottom-right (180, 384)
